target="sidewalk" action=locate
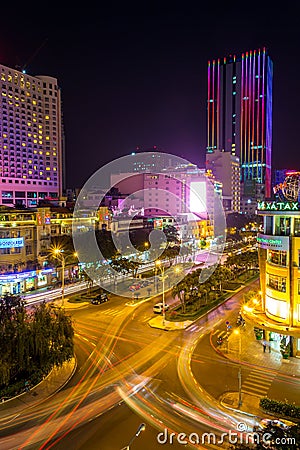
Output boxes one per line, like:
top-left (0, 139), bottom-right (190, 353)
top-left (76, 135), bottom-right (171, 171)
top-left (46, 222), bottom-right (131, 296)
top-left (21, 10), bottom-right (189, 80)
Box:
top-left (0, 357), bottom-right (76, 413)
top-left (214, 323), bottom-right (300, 417)
top-left (215, 322), bottom-right (300, 379)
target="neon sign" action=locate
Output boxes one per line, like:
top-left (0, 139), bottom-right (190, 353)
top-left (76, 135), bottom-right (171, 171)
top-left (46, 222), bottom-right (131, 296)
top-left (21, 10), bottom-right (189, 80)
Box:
top-left (0, 237), bottom-right (24, 248)
top-left (273, 172), bottom-right (300, 201)
top-left (257, 233), bottom-right (289, 250)
top-left (257, 201), bottom-right (299, 211)
top-left (257, 237), bottom-right (282, 245)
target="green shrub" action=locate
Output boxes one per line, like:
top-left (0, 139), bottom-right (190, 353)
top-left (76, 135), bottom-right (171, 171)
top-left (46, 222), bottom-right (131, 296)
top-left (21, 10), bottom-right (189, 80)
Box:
top-left (260, 397), bottom-right (300, 419)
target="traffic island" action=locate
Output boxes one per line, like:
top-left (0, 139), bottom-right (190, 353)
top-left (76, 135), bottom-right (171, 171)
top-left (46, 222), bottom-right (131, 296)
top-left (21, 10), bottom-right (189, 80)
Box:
top-left (148, 315), bottom-right (193, 330)
top-left (219, 391), bottom-right (263, 417)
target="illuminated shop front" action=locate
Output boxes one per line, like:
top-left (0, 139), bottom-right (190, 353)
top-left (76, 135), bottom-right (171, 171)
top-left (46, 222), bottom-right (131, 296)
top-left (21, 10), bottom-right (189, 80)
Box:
top-left (0, 269), bottom-right (54, 295)
top-left (257, 199), bottom-right (300, 356)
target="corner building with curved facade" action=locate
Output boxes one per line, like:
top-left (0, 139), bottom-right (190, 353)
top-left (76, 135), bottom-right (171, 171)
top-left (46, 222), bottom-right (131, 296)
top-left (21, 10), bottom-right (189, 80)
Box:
top-left (257, 200), bottom-right (300, 356)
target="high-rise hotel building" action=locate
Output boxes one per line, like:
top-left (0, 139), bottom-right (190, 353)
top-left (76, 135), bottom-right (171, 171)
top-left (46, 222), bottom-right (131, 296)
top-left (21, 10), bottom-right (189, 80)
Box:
top-left (0, 64), bottom-right (64, 207)
top-left (206, 48), bottom-right (273, 200)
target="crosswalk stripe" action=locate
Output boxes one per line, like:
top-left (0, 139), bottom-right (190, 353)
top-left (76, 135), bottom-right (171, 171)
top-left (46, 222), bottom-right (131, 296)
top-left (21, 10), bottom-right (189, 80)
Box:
top-left (241, 389), bottom-right (264, 398)
top-left (212, 329), bottom-right (220, 336)
top-left (103, 309), bottom-right (123, 316)
top-left (248, 373), bottom-right (274, 381)
top-left (247, 374), bottom-right (274, 383)
top-left (242, 384), bottom-right (268, 393)
top-left (245, 378), bottom-right (272, 386)
top-left (240, 367), bottom-right (275, 397)
top-left (242, 381), bottom-right (270, 389)
top-left (217, 331), bottom-right (227, 338)
top-left (250, 371), bottom-right (274, 379)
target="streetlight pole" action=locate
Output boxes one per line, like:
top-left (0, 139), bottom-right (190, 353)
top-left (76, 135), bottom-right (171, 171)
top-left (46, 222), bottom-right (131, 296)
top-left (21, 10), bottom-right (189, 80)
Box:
top-left (61, 256), bottom-right (65, 307)
top-left (234, 328), bottom-right (242, 408)
top-left (52, 249), bottom-right (78, 308)
top-left (162, 264), bottom-right (166, 327)
top-left (121, 423), bottom-right (146, 449)
top-left (156, 260), bottom-right (166, 327)
top-left (154, 265), bottom-right (158, 294)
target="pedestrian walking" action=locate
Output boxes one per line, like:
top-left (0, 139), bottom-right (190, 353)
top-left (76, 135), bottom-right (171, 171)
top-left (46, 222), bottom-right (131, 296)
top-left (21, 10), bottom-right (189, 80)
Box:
top-left (269, 343), bottom-right (271, 353)
top-left (262, 340), bottom-right (267, 352)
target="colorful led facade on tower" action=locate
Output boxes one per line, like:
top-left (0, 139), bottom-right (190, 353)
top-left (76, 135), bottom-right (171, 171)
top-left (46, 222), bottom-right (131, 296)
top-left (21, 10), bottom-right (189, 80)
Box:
top-left (207, 48), bottom-right (273, 199)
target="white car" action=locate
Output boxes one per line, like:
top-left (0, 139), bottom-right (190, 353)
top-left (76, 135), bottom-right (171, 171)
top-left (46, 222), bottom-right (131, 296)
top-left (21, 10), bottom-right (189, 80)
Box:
top-left (153, 302), bottom-right (169, 314)
top-left (256, 418), bottom-right (297, 431)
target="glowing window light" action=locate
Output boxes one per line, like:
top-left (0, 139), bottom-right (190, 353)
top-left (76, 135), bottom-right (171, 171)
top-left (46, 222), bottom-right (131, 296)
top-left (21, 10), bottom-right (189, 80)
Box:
top-left (266, 295), bottom-right (288, 319)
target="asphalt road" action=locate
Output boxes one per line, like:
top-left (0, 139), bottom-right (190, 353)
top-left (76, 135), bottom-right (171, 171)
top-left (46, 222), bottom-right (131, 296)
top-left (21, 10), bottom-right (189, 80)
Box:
top-left (1, 279), bottom-right (299, 450)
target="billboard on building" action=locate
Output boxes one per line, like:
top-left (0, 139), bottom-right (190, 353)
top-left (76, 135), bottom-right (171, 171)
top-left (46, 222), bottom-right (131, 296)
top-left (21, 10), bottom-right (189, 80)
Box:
top-left (189, 182), bottom-right (207, 213)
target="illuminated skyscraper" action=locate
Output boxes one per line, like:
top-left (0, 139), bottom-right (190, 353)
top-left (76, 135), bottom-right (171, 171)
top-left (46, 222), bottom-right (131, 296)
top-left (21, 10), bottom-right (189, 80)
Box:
top-left (207, 48), bottom-right (273, 199)
top-left (0, 64), bottom-right (65, 207)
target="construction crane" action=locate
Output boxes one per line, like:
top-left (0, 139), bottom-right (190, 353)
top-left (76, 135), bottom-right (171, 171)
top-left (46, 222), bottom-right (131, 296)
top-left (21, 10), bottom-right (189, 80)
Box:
top-left (15, 38), bottom-right (48, 73)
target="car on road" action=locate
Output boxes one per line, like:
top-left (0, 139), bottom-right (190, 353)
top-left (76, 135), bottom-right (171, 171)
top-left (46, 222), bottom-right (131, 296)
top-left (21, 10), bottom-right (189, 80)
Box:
top-left (255, 418), bottom-right (297, 431)
top-left (91, 293), bottom-right (109, 305)
top-left (129, 284), bottom-right (141, 291)
top-left (153, 302), bottom-right (170, 314)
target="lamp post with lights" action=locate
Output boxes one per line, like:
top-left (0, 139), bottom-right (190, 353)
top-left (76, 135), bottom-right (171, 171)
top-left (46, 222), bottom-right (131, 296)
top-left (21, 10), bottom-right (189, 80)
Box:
top-left (234, 328), bottom-right (242, 407)
top-left (155, 260), bottom-right (168, 327)
top-left (121, 423), bottom-right (146, 449)
top-left (52, 249), bottom-right (78, 307)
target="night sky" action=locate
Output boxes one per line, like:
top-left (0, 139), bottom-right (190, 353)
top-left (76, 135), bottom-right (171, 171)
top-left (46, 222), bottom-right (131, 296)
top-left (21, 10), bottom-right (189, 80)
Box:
top-left (1, 5), bottom-right (299, 188)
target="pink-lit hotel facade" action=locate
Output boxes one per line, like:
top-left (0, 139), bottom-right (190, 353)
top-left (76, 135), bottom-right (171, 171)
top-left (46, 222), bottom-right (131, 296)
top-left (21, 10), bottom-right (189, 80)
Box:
top-left (110, 165), bottom-right (222, 244)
